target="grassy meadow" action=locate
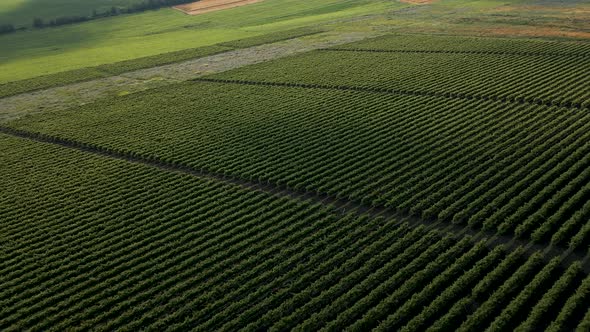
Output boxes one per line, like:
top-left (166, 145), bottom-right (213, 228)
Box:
top-left (0, 0), bottom-right (397, 83)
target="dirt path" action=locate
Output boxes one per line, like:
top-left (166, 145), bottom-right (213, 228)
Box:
top-left (399, 0), bottom-right (437, 4)
top-left (0, 124), bottom-right (588, 273)
top-left (0, 31), bottom-right (377, 122)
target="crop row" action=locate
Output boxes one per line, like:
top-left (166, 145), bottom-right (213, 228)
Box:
top-left (212, 47), bottom-right (590, 108)
top-left (335, 34), bottom-right (590, 56)
top-left (6, 80), bottom-right (590, 248)
top-left (2, 134), bottom-right (590, 330)
top-left (322, 47), bottom-right (590, 59)
top-left (2, 132), bottom-right (590, 330)
top-left (195, 76), bottom-right (586, 110)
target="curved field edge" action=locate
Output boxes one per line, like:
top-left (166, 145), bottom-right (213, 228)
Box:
top-left (1, 133), bottom-right (589, 330)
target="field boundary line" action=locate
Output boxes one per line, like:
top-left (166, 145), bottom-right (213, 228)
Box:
top-left (0, 29), bottom-right (325, 100)
top-left (319, 47), bottom-right (590, 58)
top-left (1, 126), bottom-right (588, 273)
top-left (192, 78), bottom-right (587, 111)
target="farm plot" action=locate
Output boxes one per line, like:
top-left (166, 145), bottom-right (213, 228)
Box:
top-left (333, 34), bottom-right (590, 56)
top-left (3, 33), bottom-right (590, 330)
top-left (211, 47), bottom-right (590, 109)
top-left (0, 134), bottom-right (589, 330)
top-left (174, 0), bottom-right (264, 15)
top-left (0, 27), bottom-right (323, 99)
top-left (5, 77), bottom-right (590, 250)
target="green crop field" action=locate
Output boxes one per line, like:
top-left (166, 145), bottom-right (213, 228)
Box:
top-left (0, 27), bottom-right (322, 99)
top-left (1, 0), bottom-right (587, 84)
top-left (0, 0), bottom-right (396, 83)
top-left (1, 30), bottom-right (590, 330)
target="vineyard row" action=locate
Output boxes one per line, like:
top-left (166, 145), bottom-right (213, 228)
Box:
top-left (211, 49), bottom-right (589, 109)
top-left (195, 76), bottom-right (589, 110)
top-left (320, 47), bottom-right (590, 58)
top-left (1, 134), bottom-right (590, 330)
top-left (5, 80), bottom-right (590, 251)
top-left (335, 34), bottom-right (590, 56)
top-left (0, 120), bottom-right (587, 268)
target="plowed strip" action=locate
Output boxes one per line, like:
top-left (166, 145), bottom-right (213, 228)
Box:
top-left (174, 0), bottom-right (263, 15)
top-left (400, 0), bottom-right (436, 4)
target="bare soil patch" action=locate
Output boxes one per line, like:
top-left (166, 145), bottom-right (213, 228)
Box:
top-left (399, 0), bottom-right (437, 5)
top-left (494, 4), bottom-right (590, 16)
top-left (174, 0), bottom-right (263, 15)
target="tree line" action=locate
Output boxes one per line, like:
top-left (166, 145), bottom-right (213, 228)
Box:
top-left (0, 0), bottom-right (199, 35)
top-left (0, 24), bottom-right (15, 34)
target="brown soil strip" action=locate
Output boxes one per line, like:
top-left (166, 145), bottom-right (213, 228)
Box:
top-left (174, 0), bottom-right (263, 15)
top-left (493, 4), bottom-right (590, 16)
top-left (399, 0), bottom-right (437, 5)
top-left (0, 125), bottom-right (587, 273)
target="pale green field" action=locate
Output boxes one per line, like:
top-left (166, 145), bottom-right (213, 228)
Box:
top-left (0, 0), bottom-right (145, 28)
top-left (0, 0), bottom-right (397, 83)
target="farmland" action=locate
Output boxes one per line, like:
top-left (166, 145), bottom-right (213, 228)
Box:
top-left (1, 0), bottom-right (590, 330)
top-left (0, 27), bottom-right (322, 99)
top-left (0, 0), bottom-right (394, 83)
top-left (0, 133), bottom-right (589, 330)
top-left (0, 0), bottom-right (147, 28)
top-left (2, 30), bottom-right (590, 329)
top-left (174, 0), bottom-right (265, 15)
top-left (2, 0), bottom-right (588, 84)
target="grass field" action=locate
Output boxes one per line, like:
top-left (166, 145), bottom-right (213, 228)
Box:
top-left (0, 27), bottom-right (323, 99)
top-left (1, 33), bottom-right (590, 329)
top-left (0, 0), bottom-right (395, 83)
top-left (0, 0), bottom-right (146, 28)
top-left (1, 0), bottom-right (588, 83)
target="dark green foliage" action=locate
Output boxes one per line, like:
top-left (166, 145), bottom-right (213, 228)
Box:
top-left (1, 34), bottom-right (589, 330)
top-left (0, 23), bottom-right (15, 34)
top-left (8, 76), bottom-right (590, 248)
